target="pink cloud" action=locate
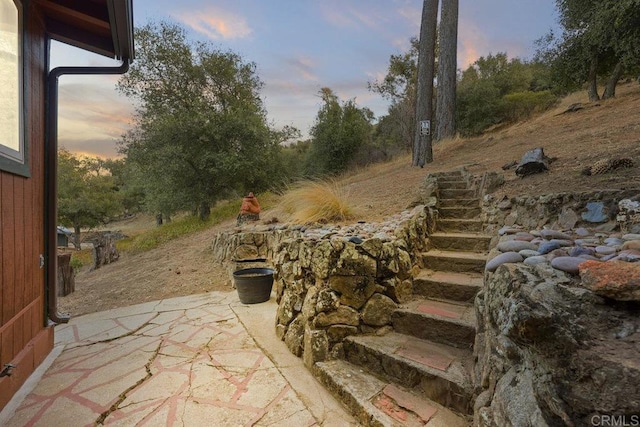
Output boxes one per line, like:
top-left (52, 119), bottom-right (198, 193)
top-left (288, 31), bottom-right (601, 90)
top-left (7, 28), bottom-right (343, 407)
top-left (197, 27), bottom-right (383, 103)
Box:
top-left (176, 8), bottom-right (252, 40)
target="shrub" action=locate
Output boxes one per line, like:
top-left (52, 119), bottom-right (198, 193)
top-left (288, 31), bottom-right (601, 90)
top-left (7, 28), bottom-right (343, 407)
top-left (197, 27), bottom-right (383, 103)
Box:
top-left (279, 180), bottom-right (355, 224)
top-left (502, 90), bottom-right (559, 122)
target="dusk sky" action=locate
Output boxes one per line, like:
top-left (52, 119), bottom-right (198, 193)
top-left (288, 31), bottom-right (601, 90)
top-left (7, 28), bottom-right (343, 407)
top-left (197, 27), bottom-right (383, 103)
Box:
top-left (53, 0), bottom-right (559, 158)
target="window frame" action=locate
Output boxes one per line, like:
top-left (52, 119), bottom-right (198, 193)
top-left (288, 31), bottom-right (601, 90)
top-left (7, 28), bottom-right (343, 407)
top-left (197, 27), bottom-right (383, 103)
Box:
top-left (0, 0), bottom-right (30, 177)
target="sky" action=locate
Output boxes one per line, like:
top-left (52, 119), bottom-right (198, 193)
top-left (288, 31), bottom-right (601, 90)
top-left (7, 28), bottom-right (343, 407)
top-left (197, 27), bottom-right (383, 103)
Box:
top-left (53, 0), bottom-right (559, 158)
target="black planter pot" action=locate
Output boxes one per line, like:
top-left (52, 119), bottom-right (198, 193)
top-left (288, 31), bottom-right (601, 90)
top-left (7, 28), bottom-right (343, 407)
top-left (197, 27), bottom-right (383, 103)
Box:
top-left (233, 268), bottom-right (274, 304)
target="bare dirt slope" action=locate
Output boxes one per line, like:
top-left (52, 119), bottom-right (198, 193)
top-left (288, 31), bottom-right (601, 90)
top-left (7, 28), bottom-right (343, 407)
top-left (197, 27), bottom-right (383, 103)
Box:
top-left (59, 83), bottom-right (640, 316)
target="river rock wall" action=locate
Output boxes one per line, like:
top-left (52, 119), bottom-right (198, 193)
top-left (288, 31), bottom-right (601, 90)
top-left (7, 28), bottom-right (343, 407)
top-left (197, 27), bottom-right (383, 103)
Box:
top-left (272, 205), bottom-right (437, 368)
top-left (475, 188), bottom-right (640, 426)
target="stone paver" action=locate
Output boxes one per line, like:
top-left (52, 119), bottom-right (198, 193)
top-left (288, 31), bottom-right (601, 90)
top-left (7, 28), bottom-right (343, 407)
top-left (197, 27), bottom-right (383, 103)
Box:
top-left (1, 292), bottom-right (355, 426)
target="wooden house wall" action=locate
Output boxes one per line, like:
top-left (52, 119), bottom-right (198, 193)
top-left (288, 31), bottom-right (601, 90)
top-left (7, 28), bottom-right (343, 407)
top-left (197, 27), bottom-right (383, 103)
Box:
top-left (0, 3), bottom-right (54, 409)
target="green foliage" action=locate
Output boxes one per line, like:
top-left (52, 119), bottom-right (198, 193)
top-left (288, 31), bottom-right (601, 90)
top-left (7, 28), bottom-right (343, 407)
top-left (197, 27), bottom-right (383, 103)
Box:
top-left (102, 158), bottom-right (145, 214)
top-left (117, 200), bottom-right (241, 254)
top-left (278, 140), bottom-right (310, 184)
top-left (502, 91), bottom-right (559, 122)
top-left (57, 149), bottom-right (123, 248)
top-left (456, 53), bottom-right (559, 136)
top-left (306, 88), bottom-right (374, 176)
top-left (369, 38), bottom-right (419, 103)
top-left (70, 250), bottom-right (91, 270)
top-left (369, 38), bottom-right (418, 153)
top-left (118, 21), bottom-right (297, 220)
top-left (536, 0), bottom-right (640, 97)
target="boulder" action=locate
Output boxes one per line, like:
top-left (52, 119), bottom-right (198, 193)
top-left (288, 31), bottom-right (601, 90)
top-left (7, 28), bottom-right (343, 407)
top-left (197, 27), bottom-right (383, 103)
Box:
top-left (361, 293), bottom-right (397, 326)
top-left (579, 260), bottom-right (640, 301)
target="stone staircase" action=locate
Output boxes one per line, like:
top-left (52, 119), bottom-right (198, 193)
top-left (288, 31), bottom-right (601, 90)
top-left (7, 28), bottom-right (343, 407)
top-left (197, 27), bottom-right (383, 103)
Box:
top-left (315, 171), bottom-right (490, 426)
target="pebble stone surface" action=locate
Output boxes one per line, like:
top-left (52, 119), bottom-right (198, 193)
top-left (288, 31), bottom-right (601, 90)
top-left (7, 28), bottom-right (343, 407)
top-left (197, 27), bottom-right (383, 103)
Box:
top-left (487, 226), bottom-right (640, 273)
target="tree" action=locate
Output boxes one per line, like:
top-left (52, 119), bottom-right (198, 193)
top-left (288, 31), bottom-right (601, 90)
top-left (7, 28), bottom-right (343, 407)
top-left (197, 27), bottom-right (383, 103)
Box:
top-left (117, 22), bottom-right (296, 220)
top-left (102, 158), bottom-right (145, 215)
top-left (413, 0), bottom-right (439, 167)
top-left (435, 0), bottom-right (458, 141)
top-left (57, 149), bottom-right (122, 249)
top-left (306, 88), bottom-right (374, 176)
top-left (541, 0), bottom-right (640, 100)
top-left (369, 38), bottom-right (419, 153)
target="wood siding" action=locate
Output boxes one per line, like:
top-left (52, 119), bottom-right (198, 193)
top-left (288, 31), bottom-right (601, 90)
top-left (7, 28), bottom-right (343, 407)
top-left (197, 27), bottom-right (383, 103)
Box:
top-left (0, 3), bottom-right (53, 409)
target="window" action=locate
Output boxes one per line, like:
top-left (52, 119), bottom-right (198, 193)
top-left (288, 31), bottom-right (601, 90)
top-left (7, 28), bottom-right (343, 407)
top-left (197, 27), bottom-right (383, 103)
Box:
top-left (0, 0), bottom-right (28, 176)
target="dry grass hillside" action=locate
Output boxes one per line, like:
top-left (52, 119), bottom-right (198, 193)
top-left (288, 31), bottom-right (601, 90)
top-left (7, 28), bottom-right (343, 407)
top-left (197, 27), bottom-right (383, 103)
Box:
top-left (59, 83), bottom-right (640, 316)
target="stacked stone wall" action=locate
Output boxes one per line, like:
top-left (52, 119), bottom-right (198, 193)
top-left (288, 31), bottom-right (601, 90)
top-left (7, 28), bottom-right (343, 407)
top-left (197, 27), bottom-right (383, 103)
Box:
top-left (272, 205), bottom-right (437, 367)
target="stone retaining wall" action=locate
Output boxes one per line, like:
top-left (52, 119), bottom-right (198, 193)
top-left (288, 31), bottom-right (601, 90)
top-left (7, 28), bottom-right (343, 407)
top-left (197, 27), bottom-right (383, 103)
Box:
top-left (474, 263), bottom-right (640, 426)
top-left (272, 205), bottom-right (437, 368)
top-left (482, 189), bottom-right (640, 238)
top-left (475, 188), bottom-right (640, 426)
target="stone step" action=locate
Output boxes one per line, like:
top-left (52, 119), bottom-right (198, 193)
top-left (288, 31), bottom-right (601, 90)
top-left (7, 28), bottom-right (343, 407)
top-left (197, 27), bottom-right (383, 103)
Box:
top-left (439, 198), bottom-right (480, 208)
top-left (439, 188), bottom-right (477, 199)
top-left (422, 249), bottom-right (487, 273)
top-left (437, 180), bottom-right (468, 190)
top-left (392, 299), bottom-right (476, 349)
top-left (430, 232), bottom-right (491, 252)
top-left (343, 332), bottom-right (474, 415)
top-left (438, 206), bottom-right (481, 219)
top-left (433, 171), bottom-right (464, 179)
top-left (314, 359), bottom-right (470, 427)
top-left (413, 269), bottom-right (483, 303)
top-left (438, 218), bottom-right (484, 233)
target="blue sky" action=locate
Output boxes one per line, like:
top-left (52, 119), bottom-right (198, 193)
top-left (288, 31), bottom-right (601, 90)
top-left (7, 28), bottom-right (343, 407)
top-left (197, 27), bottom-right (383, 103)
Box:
top-left (54, 0), bottom-right (559, 158)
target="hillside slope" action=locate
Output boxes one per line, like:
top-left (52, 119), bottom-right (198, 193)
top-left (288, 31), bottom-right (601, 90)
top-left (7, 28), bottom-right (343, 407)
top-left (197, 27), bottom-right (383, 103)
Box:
top-left (59, 83), bottom-right (640, 316)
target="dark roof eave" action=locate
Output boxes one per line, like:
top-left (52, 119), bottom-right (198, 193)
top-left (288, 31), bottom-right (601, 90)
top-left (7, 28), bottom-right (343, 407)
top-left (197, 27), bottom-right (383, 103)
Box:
top-left (107, 0), bottom-right (135, 62)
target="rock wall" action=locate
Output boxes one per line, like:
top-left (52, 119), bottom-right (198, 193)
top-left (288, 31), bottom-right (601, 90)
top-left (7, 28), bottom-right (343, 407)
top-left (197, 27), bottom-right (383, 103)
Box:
top-left (475, 188), bottom-right (640, 426)
top-left (272, 205), bottom-right (437, 368)
top-left (474, 263), bottom-right (640, 426)
top-left (212, 227), bottom-right (302, 263)
top-left (482, 190), bottom-right (640, 238)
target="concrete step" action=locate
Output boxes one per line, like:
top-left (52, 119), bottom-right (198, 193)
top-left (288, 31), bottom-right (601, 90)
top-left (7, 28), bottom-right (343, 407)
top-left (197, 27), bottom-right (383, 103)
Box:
top-left (439, 198), bottom-right (480, 208)
top-left (438, 218), bottom-right (484, 233)
top-left (343, 332), bottom-right (474, 415)
top-left (413, 269), bottom-right (483, 303)
top-left (314, 359), bottom-right (470, 426)
top-left (439, 188), bottom-right (477, 199)
top-left (422, 249), bottom-right (487, 273)
top-left (392, 299), bottom-right (476, 349)
top-left (437, 180), bottom-right (468, 190)
top-left (438, 206), bottom-right (481, 219)
top-left (430, 232), bottom-right (491, 252)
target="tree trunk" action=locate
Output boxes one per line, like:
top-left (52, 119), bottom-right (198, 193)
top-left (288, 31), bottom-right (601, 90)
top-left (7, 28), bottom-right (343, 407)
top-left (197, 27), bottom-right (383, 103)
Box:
top-left (199, 202), bottom-right (211, 220)
top-left (602, 61), bottom-right (624, 99)
top-left (73, 225), bottom-right (82, 250)
top-left (587, 54), bottom-right (600, 102)
top-left (92, 233), bottom-right (119, 270)
top-left (413, 0), bottom-right (439, 167)
top-left (435, 0), bottom-right (458, 141)
top-left (156, 213), bottom-right (163, 226)
top-left (57, 253), bottom-right (75, 296)
top-left (515, 147), bottom-right (549, 177)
